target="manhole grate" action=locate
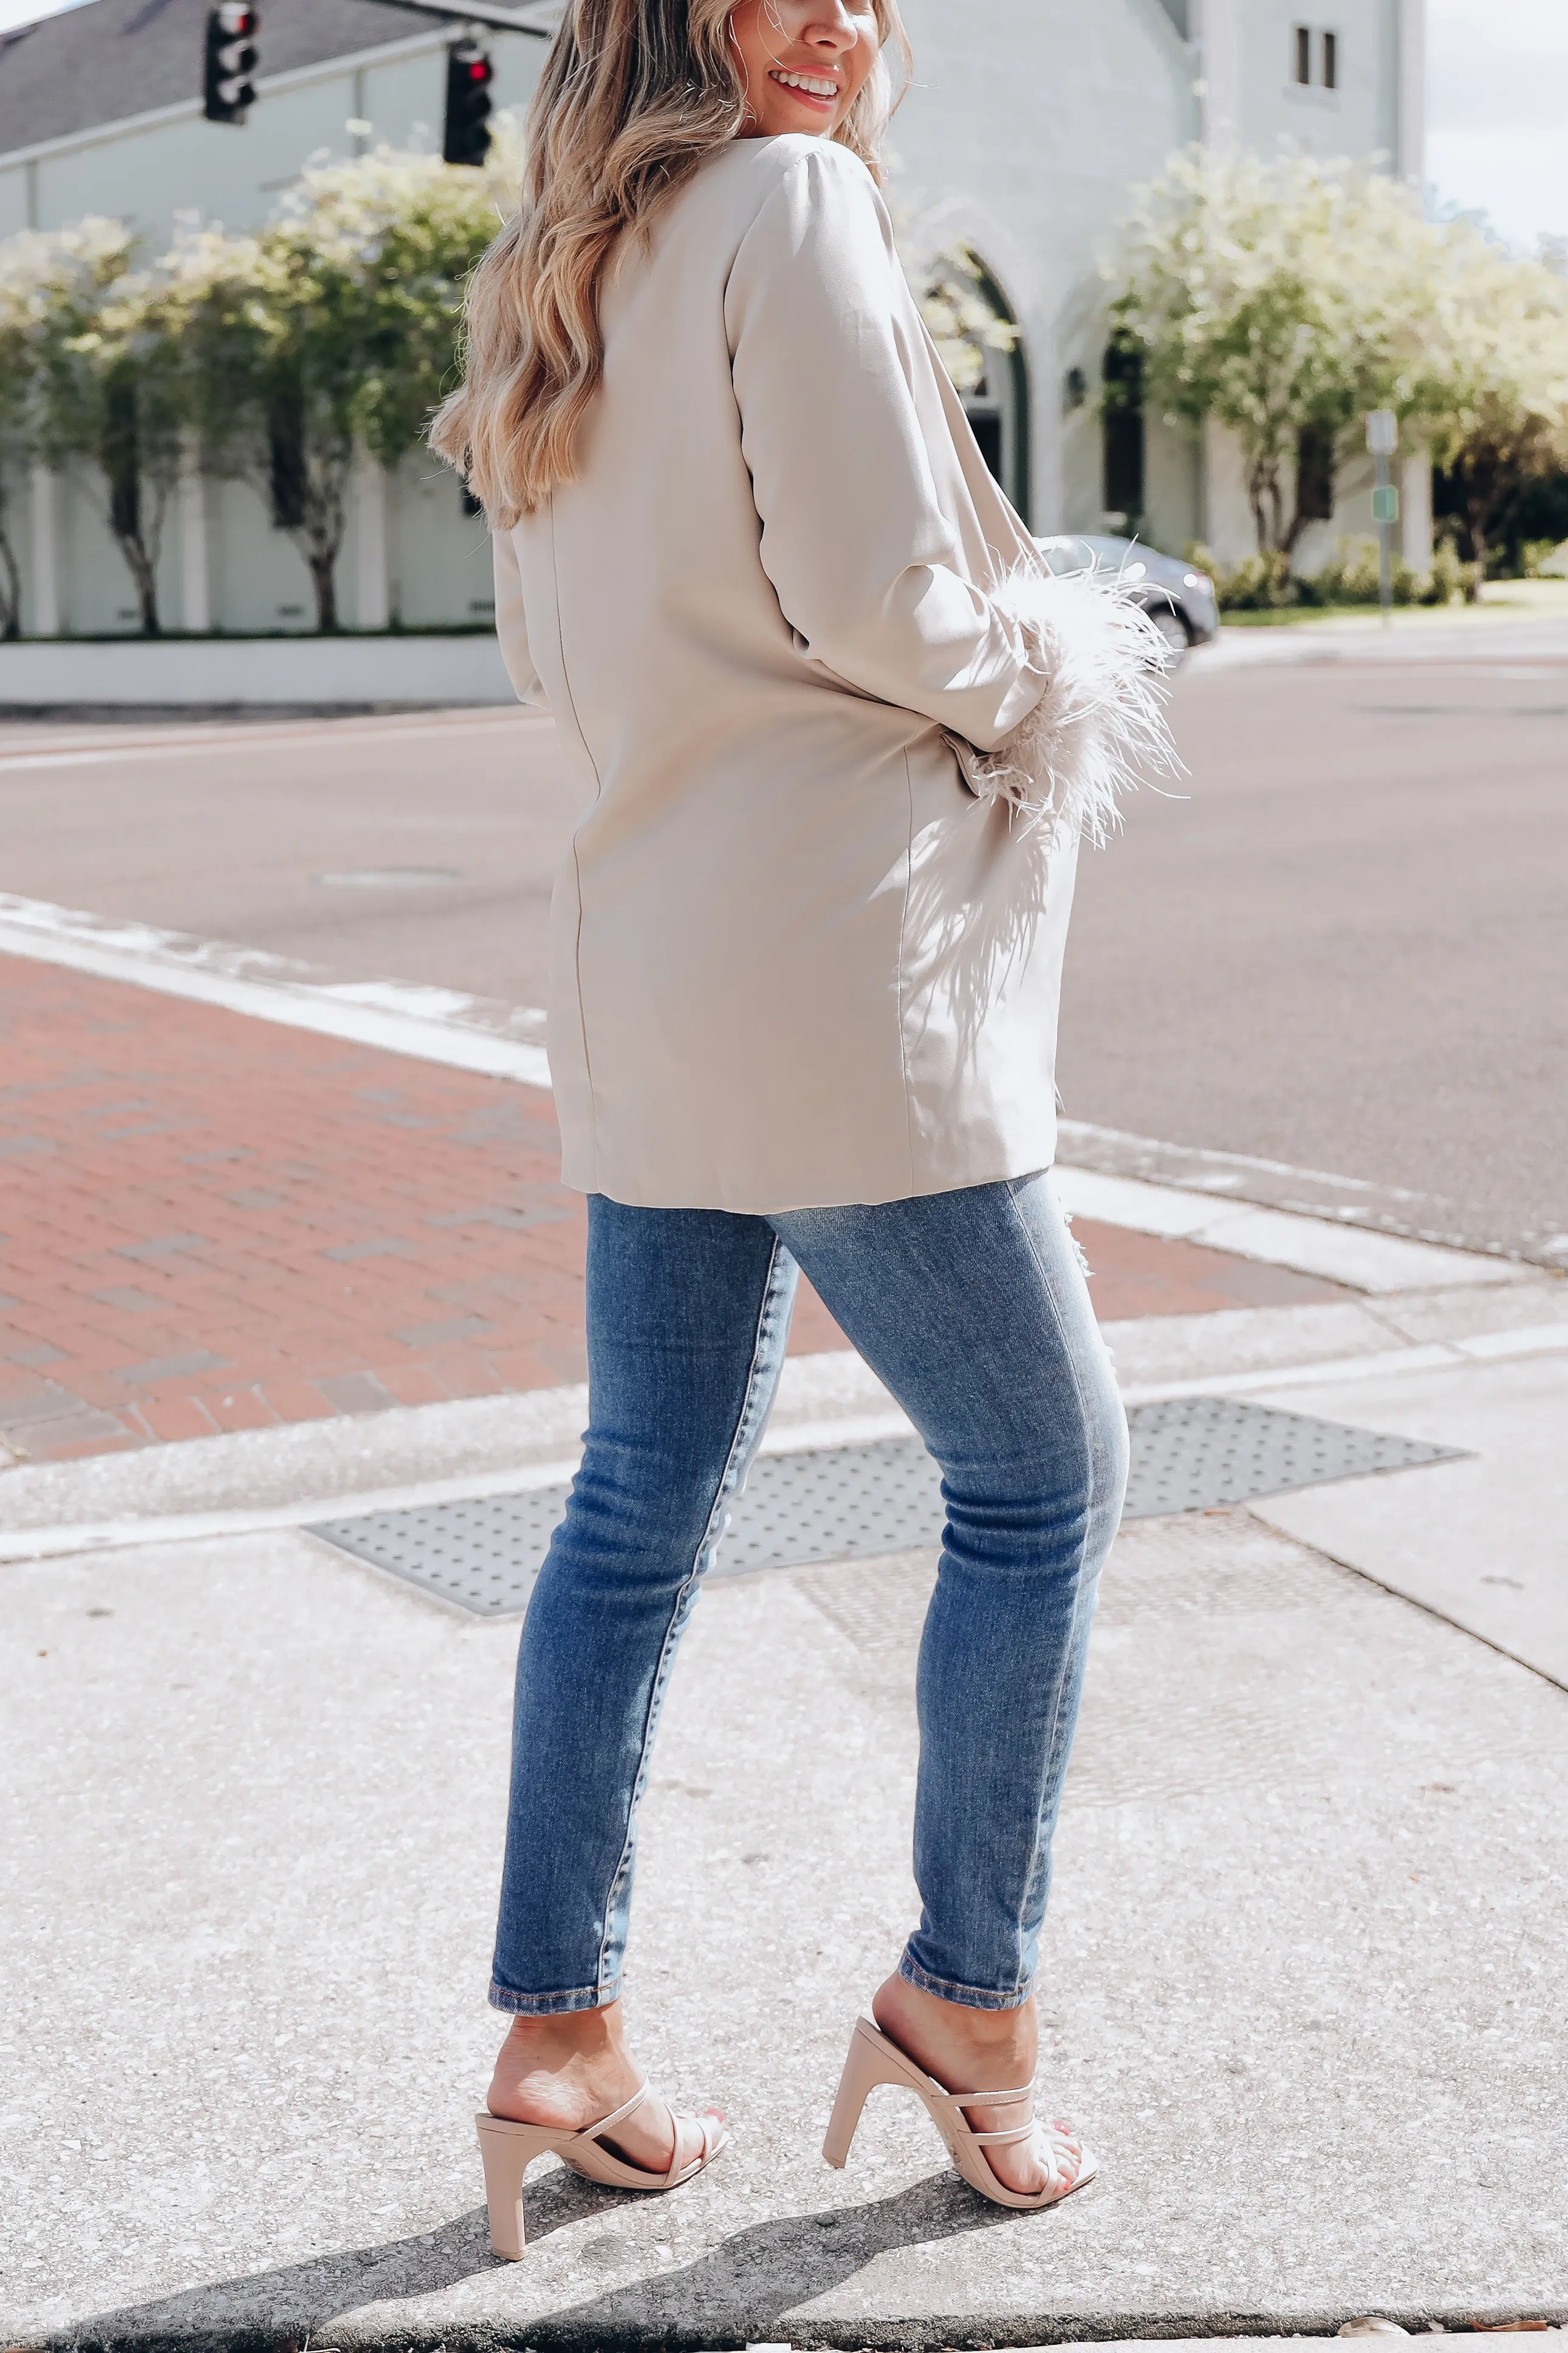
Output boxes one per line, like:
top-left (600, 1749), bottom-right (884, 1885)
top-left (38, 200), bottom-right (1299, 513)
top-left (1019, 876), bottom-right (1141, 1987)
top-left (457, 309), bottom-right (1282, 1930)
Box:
top-left (311, 1396), bottom-right (1457, 1619)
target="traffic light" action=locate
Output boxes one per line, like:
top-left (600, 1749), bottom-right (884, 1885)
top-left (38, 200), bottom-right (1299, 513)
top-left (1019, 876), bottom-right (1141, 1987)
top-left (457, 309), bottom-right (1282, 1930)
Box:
top-left (443, 40), bottom-right (494, 167)
top-left (204, 3), bottom-right (258, 125)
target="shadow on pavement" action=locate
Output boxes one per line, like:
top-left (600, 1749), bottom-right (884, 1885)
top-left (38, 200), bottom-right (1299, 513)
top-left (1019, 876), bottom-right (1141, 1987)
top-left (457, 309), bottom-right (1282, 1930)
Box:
top-left (516, 2174), bottom-right (1019, 2346)
top-left (57, 2171), bottom-right (1021, 2348)
top-left (56, 2208), bottom-right (491, 2348)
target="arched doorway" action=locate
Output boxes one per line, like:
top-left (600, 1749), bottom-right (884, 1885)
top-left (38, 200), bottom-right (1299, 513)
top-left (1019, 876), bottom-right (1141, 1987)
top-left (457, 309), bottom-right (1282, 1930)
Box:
top-left (959, 263), bottom-right (1032, 525)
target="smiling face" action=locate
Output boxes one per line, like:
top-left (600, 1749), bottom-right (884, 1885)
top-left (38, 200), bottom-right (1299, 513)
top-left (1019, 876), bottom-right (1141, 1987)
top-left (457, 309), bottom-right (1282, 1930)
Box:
top-left (727, 0), bottom-right (882, 139)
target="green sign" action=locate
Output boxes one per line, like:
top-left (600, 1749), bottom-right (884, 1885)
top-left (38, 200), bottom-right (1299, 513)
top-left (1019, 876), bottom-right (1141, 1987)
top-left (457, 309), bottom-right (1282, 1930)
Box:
top-left (1372, 484), bottom-right (1400, 523)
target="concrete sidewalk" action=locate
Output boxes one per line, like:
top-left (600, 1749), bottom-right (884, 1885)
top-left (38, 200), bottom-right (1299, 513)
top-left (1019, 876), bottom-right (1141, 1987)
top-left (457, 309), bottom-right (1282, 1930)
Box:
top-left (5, 1339), bottom-right (1567, 2348)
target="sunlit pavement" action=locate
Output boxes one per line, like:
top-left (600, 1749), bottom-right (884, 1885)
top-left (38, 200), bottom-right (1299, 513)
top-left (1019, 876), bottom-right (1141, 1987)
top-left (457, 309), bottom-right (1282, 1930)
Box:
top-left (5, 1475), bottom-right (1566, 2344)
top-left (4, 653), bottom-right (1567, 2343)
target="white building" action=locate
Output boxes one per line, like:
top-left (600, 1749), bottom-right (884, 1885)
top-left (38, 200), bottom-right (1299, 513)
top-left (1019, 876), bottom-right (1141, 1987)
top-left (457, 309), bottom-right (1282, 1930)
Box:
top-left (0, 0), bottom-right (1428, 641)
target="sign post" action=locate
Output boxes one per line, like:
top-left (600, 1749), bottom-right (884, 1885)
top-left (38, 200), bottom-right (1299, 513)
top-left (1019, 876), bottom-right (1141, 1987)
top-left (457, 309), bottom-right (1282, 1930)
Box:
top-left (1366, 409), bottom-right (1399, 628)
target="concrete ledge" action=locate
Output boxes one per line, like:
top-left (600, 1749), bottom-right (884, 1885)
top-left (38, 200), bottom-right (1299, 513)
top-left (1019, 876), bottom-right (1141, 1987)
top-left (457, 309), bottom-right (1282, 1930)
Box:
top-left (0, 632), bottom-right (515, 708)
top-left (7, 1283), bottom-right (1568, 1563)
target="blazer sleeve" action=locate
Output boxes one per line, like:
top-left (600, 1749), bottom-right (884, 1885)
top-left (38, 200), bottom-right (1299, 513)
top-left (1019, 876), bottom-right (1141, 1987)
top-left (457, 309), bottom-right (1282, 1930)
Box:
top-left (492, 529), bottom-right (547, 707)
top-left (724, 142), bottom-right (1044, 751)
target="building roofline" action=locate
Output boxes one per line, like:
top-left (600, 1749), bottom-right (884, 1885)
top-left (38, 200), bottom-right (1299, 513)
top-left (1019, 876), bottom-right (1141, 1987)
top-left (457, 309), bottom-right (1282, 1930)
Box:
top-left (0, 22), bottom-right (462, 174)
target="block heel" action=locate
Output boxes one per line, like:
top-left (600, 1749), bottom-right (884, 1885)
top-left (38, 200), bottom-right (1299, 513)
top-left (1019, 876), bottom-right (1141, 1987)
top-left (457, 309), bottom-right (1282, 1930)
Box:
top-left (474, 2113), bottom-right (558, 2258)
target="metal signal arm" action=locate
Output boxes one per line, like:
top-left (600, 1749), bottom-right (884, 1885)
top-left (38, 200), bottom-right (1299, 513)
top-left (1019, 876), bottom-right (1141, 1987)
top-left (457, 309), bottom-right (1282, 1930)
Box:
top-left (355, 0), bottom-right (560, 34)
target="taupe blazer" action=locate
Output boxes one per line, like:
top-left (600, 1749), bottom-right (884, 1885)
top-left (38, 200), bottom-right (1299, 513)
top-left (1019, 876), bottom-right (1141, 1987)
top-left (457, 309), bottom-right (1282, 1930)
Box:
top-left (494, 133), bottom-right (1075, 1212)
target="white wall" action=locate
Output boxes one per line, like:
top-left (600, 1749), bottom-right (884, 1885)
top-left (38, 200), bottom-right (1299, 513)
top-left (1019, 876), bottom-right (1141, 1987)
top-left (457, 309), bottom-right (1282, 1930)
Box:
top-left (395, 458), bottom-right (499, 631)
top-left (891, 0), bottom-right (1200, 538)
top-left (0, 28), bottom-right (547, 242)
top-left (1236, 0), bottom-right (1401, 163)
top-left (0, 628), bottom-right (515, 706)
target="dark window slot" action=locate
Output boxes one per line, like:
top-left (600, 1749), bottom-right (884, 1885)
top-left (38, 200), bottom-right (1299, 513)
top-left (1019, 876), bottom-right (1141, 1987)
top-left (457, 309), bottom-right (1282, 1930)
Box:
top-left (967, 410), bottom-right (1004, 484)
top-left (1102, 337), bottom-right (1145, 525)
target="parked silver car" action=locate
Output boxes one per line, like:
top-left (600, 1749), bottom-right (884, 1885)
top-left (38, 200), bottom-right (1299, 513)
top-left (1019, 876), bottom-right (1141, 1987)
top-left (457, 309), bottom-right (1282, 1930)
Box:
top-left (1036, 534), bottom-right (1219, 658)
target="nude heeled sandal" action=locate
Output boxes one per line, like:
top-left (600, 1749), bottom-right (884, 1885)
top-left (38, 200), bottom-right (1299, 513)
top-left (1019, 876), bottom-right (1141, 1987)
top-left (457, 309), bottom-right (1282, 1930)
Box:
top-left (475, 2086), bottom-right (728, 2258)
top-left (821, 2014), bottom-right (1097, 2211)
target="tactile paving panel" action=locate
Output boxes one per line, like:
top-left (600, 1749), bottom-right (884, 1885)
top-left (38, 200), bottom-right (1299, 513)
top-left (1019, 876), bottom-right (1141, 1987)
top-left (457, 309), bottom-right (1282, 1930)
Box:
top-left (1121, 1394), bottom-right (1455, 1518)
top-left (312, 1396), bottom-right (1457, 1618)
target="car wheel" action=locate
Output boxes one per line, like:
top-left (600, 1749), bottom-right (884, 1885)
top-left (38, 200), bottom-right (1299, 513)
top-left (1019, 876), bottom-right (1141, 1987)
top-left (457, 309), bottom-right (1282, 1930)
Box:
top-left (1146, 604), bottom-right (1191, 664)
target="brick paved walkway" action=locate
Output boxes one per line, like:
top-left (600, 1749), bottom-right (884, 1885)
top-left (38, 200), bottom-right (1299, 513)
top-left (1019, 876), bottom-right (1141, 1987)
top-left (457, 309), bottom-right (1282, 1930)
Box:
top-left (0, 958), bottom-right (1347, 1466)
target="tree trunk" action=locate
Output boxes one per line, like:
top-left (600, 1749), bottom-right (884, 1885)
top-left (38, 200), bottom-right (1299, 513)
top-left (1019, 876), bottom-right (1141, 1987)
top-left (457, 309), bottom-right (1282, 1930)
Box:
top-left (1247, 452), bottom-right (1286, 554)
top-left (1248, 472), bottom-right (1271, 553)
top-left (1284, 423), bottom-right (1336, 554)
top-left (309, 549), bottom-right (340, 633)
top-left (102, 363), bottom-right (163, 634)
top-left (0, 523), bottom-right (20, 640)
top-left (114, 531), bottom-right (162, 636)
top-left (292, 452), bottom-right (351, 634)
top-left (1467, 501), bottom-right (1490, 601)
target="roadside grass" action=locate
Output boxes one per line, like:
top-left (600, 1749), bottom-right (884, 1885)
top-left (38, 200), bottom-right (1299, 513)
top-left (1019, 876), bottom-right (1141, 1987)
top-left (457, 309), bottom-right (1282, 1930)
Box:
top-left (1221, 579), bottom-right (1568, 630)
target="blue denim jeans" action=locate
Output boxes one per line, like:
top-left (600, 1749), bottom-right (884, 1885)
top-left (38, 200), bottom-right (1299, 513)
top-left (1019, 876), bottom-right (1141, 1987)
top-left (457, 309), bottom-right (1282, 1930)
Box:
top-left (490, 1171), bottom-right (1128, 2016)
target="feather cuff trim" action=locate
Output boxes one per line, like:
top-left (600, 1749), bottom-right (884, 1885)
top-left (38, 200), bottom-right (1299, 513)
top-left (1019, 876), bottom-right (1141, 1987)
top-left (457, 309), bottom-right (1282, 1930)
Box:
top-left (949, 562), bottom-right (1180, 848)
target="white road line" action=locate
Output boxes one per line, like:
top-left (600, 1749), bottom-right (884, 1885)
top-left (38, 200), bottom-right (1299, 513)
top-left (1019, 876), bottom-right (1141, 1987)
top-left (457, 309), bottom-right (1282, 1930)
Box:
top-left (1057, 1115), bottom-right (1428, 1202)
top-left (0, 710), bottom-right (547, 774)
top-left (0, 894), bottom-right (552, 1088)
top-left (0, 706), bottom-right (529, 752)
top-left (1055, 1166), bottom-right (1527, 1293)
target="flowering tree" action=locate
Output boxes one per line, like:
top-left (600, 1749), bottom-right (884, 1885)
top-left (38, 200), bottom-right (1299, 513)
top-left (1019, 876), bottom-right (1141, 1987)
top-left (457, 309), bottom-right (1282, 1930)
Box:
top-left (1112, 152), bottom-right (1400, 553)
top-left (2, 219), bottom-right (190, 635)
top-left (1413, 235), bottom-right (1568, 580)
top-left (182, 133), bottom-right (519, 631)
top-left (1111, 149), bottom-right (1568, 566)
top-left (911, 244), bottom-right (1017, 397)
top-left (0, 259), bottom-right (37, 636)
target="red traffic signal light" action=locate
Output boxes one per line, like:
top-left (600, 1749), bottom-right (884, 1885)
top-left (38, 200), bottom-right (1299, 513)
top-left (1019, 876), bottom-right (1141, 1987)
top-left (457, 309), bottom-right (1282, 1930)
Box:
top-left (443, 40), bottom-right (493, 167)
top-left (204, 2), bottom-right (259, 125)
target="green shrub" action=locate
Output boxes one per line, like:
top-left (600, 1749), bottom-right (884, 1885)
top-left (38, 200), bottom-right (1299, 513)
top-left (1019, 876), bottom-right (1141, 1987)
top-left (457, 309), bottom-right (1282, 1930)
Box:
top-left (1187, 543), bottom-right (1298, 610)
top-left (1189, 531), bottom-right (1483, 614)
top-left (1420, 540), bottom-right (1469, 603)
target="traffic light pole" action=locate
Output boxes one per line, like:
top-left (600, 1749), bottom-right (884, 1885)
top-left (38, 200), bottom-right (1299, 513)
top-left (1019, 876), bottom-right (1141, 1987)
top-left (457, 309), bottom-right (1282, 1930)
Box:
top-left (202, 1), bottom-right (554, 145)
top-left (355, 0), bottom-right (558, 33)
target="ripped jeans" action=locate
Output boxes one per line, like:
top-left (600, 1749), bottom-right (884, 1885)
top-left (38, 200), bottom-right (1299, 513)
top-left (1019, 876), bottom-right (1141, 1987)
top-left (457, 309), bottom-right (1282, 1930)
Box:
top-left (489, 1170), bottom-right (1128, 2015)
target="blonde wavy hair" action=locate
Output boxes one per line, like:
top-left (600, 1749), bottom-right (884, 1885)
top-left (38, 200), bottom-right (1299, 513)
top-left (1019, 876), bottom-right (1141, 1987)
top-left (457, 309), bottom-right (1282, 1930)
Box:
top-left (430, 0), bottom-right (909, 524)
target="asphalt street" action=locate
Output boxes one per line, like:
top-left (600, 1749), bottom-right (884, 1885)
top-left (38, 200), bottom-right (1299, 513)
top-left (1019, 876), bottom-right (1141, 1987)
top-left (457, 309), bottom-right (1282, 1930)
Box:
top-left (2, 639), bottom-right (1564, 1256)
top-left (1060, 647), bottom-right (1568, 1263)
top-left (0, 708), bottom-right (581, 1012)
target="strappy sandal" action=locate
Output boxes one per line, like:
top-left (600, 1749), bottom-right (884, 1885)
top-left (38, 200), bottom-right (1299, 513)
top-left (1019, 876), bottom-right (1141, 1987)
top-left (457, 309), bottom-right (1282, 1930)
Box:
top-left (474, 2085), bottom-right (727, 2258)
top-left (821, 2013), bottom-right (1097, 2211)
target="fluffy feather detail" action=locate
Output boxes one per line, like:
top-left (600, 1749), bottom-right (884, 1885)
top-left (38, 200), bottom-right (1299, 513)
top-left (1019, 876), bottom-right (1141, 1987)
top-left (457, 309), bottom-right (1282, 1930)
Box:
top-left (947, 561), bottom-right (1182, 849)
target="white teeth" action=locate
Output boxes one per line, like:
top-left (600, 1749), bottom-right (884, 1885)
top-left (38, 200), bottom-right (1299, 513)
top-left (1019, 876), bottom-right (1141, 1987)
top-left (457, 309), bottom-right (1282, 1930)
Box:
top-left (769, 69), bottom-right (838, 95)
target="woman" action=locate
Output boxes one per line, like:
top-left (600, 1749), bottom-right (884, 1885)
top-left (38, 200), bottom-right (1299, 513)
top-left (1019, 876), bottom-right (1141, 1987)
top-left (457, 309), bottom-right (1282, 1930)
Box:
top-left (432, 0), bottom-right (1169, 2259)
